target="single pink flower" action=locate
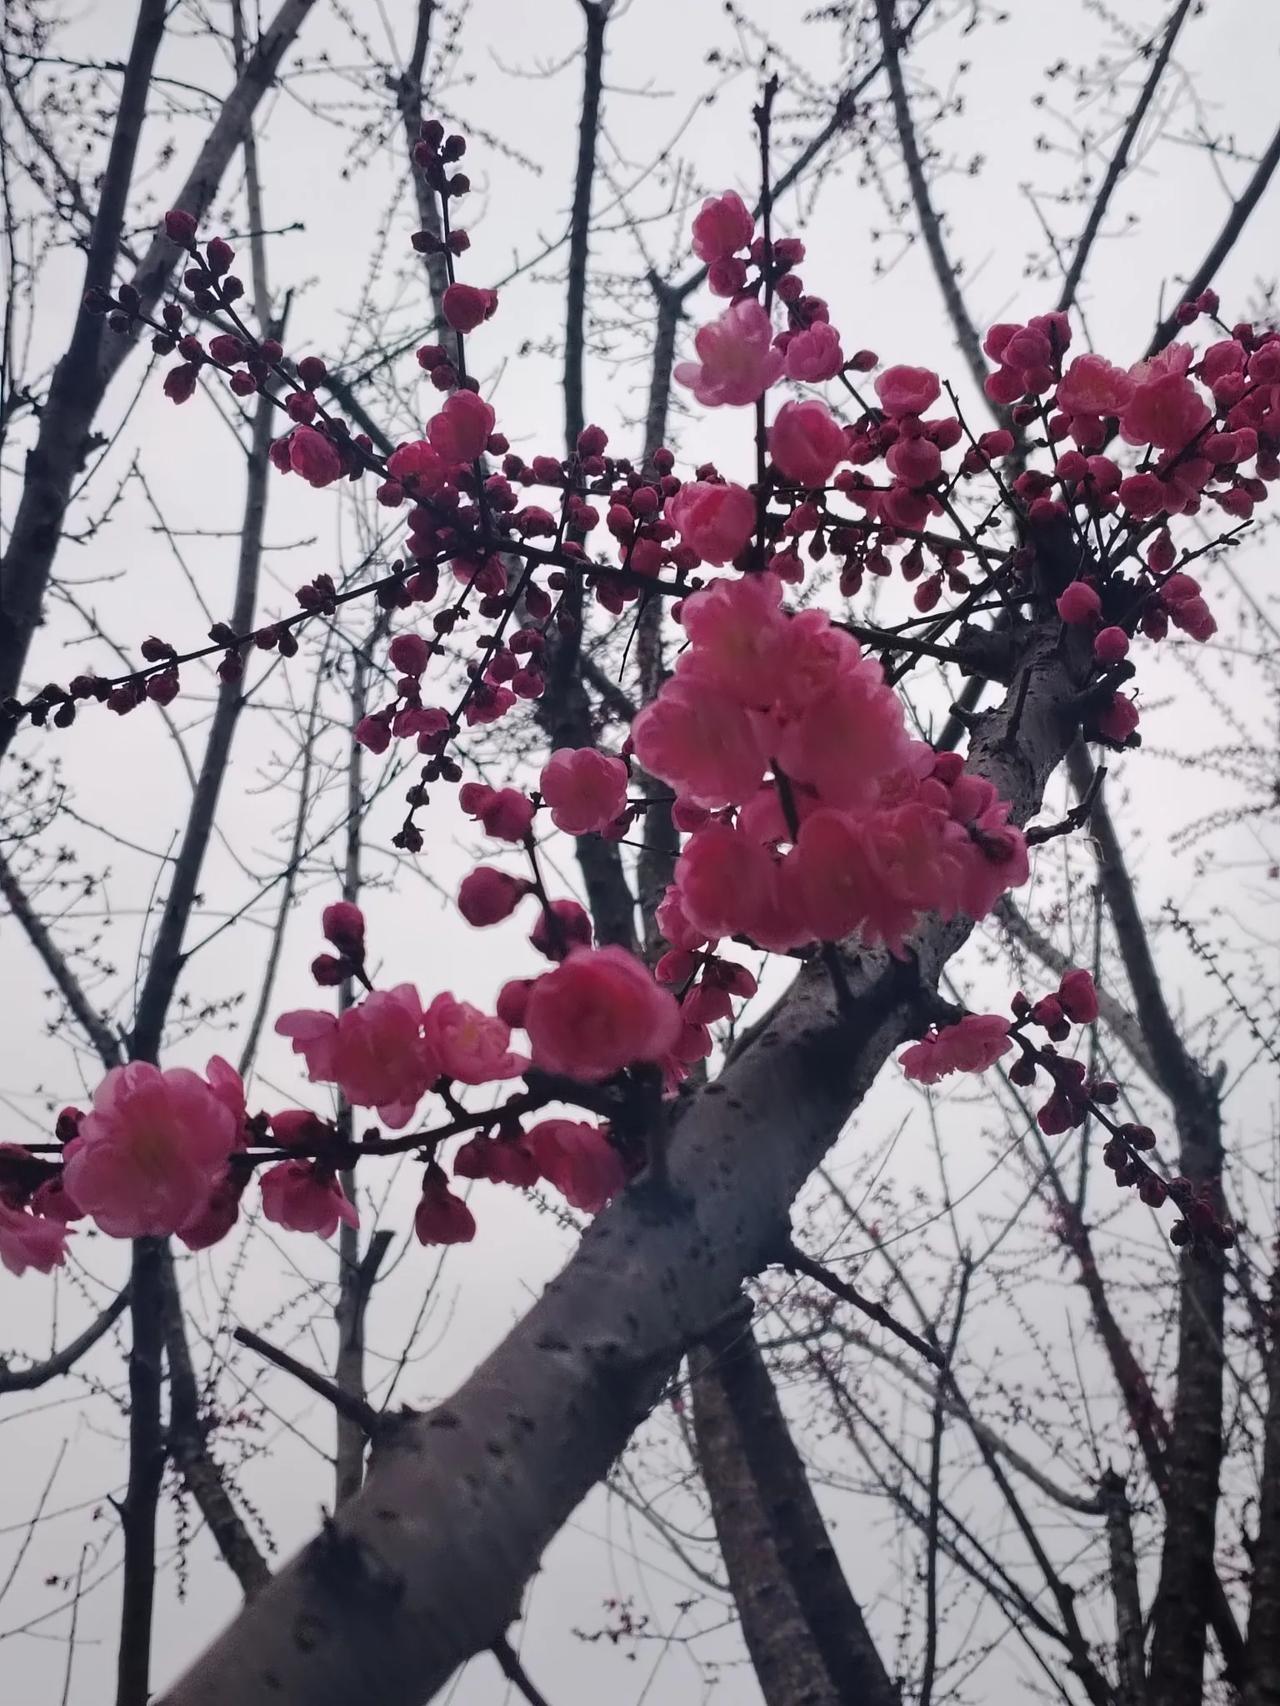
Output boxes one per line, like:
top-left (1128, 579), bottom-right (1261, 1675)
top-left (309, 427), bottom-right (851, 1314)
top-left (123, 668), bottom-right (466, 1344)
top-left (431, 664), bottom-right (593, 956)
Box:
top-left (674, 300), bottom-right (783, 408)
top-left (1120, 372), bottom-right (1210, 452)
top-left (1056, 581), bottom-right (1102, 626)
top-left (774, 658), bottom-right (912, 809)
top-left (276, 985), bottom-right (438, 1129)
top-left (676, 571), bottom-right (789, 704)
top-left (260, 1161), bottom-right (357, 1238)
top-left (631, 676), bottom-right (769, 807)
top-left (691, 190), bottom-right (754, 263)
top-left (783, 322), bottom-right (844, 383)
top-left (0, 1198), bottom-right (70, 1276)
top-left (1058, 969), bottom-right (1099, 1024)
top-left (523, 947), bottom-right (681, 1082)
top-left (441, 282), bottom-right (498, 333)
top-left (426, 389), bottom-right (495, 463)
top-left (885, 435), bottom-right (942, 487)
top-left (288, 425), bottom-right (343, 487)
top-left (899, 1014), bottom-right (1012, 1083)
top-left (415, 1164), bottom-right (476, 1245)
top-left (540, 748), bottom-right (629, 835)
top-left (664, 480), bottom-right (756, 565)
top-left (769, 399), bottom-right (846, 487)
top-left (458, 866), bottom-right (528, 926)
top-left (453, 1132), bottom-right (540, 1188)
top-left (527, 1119), bottom-right (627, 1213)
top-left (62, 1060), bottom-right (241, 1239)
top-left (1056, 354), bottom-right (1133, 419)
top-left (423, 993), bottom-right (527, 1085)
top-left (875, 364), bottom-right (941, 417)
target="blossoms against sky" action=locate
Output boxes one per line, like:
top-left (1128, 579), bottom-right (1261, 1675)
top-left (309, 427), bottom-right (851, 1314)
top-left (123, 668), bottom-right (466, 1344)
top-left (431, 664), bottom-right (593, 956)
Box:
top-left (5, 105), bottom-right (1262, 1272)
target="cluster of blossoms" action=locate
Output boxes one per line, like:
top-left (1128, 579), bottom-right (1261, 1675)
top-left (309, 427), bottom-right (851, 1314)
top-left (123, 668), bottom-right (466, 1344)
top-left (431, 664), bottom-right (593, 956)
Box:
top-left (898, 969), bottom-right (1233, 1249)
top-left (5, 108), bottom-right (1263, 1276)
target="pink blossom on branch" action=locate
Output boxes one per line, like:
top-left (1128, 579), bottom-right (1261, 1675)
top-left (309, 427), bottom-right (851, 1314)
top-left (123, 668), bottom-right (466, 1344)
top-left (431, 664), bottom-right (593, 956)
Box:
top-left (539, 747), bottom-right (629, 835)
top-left (523, 947), bottom-right (681, 1083)
top-left (260, 1161), bottom-right (358, 1239)
top-left (899, 1014), bottom-right (1013, 1083)
top-left (0, 1195), bottom-right (70, 1276)
top-left (674, 299), bottom-right (783, 408)
top-left (690, 190), bottom-right (755, 264)
top-left (663, 480), bottom-right (756, 566)
top-left (527, 1119), bottom-right (628, 1213)
top-left (275, 986), bottom-right (438, 1129)
top-left (61, 1059), bottom-right (243, 1239)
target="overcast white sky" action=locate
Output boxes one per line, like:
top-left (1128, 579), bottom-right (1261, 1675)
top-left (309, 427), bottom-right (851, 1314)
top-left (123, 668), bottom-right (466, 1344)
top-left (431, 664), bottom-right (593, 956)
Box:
top-left (3, 1), bottom-right (1280, 1702)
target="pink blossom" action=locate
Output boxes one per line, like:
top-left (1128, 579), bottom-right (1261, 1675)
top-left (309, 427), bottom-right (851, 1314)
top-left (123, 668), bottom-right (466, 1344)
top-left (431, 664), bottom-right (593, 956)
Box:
top-left (1058, 969), bottom-right (1099, 1024)
top-left (656, 887), bottom-right (708, 950)
top-left (1095, 693), bottom-right (1140, 744)
top-left (677, 572), bottom-right (789, 704)
top-left (0, 1197), bottom-right (69, 1276)
top-left (664, 481), bottom-right (756, 565)
top-left (527, 1119), bottom-right (627, 1213)
top-left (453, 1132), bottom-right (539, 1188)
top-left (523, 947), bottom-right (681, 1082)
top-left (322, 901), bottom-right (365, 957)
top-left (631, 676), bottom-right (769, 807)
top-left (769, 400), bottom-right (846, 487)
top-left (774, 657), bottom-right (911, 808)
top-left (1056, 581), bottom-right (1102, 626)
top-left (783, 322), bottom-right (844, 382)
top-left (674, 300), bottom-right (783, 408)
top-left (276, 985), bottom-right (438, 1129)
top-left (1094, 626), bottom-right (1130, 665)
top-left (441, 283), bottom-right (498, 333)
top-left (288, 425), bottom-right (343, 487)
top-left (471, 786), bottom-right (535, 842)
top-left (875, 365), bottom-right (940, 417)
top-left (677, 821), bottom-right (794, 948)
top-left (691, 190), bottom-right (754, 263)
top-left (426, 389), bottom-right (495, 464)
top-left (885, 435), bottom-right (942, 487)
top-left (389, 632), bottom-right (430, 675)
top-left (415, 1165), bottom-right (476, 1245)
top-left (899, 1014), bottom-right (1012, 1083)
top-left (1055, 355), bottom-right (1133, 418)
top-left (62, 1060), bottom-right (241, 1239)
top-left (789, 809), bottom-right (874, 943)
top-left (1118, 472), bottom-right (1169, 519)
top-left (458, 866), bottom-right (528, 926)
top-left (1120, 370), bottom-right (1210, 452)
top-left (260, 1161), bottom-right (357, 1239)
top-left (530, 898), bottom-right (594, 962)
top-left (423, 993), bottom-right (527, 1085)
top-left (540, 747), bottom-right (629, 835)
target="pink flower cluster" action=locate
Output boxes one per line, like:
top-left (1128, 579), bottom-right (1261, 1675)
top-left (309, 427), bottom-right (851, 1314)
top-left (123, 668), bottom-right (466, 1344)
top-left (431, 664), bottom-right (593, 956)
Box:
top-left (632, 573), bottom-right (1028, 956)
top-left (276, 985), bottom-right (526, 1128)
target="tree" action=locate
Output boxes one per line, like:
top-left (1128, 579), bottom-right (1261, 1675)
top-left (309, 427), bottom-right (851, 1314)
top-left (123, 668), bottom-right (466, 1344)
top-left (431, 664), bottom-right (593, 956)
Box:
top-left (2, 4), bottom-right (1279, 1705)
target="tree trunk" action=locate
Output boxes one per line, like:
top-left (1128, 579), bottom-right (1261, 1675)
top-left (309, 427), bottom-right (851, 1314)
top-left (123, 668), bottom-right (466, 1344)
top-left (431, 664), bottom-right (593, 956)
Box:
top-left (690, 1343), bottom-right (839, 1706)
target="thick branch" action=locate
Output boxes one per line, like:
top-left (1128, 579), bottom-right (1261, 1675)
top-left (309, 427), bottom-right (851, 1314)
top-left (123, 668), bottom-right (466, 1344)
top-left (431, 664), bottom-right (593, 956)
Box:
top-left (700, 1314), bottom-right (900, 1706)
